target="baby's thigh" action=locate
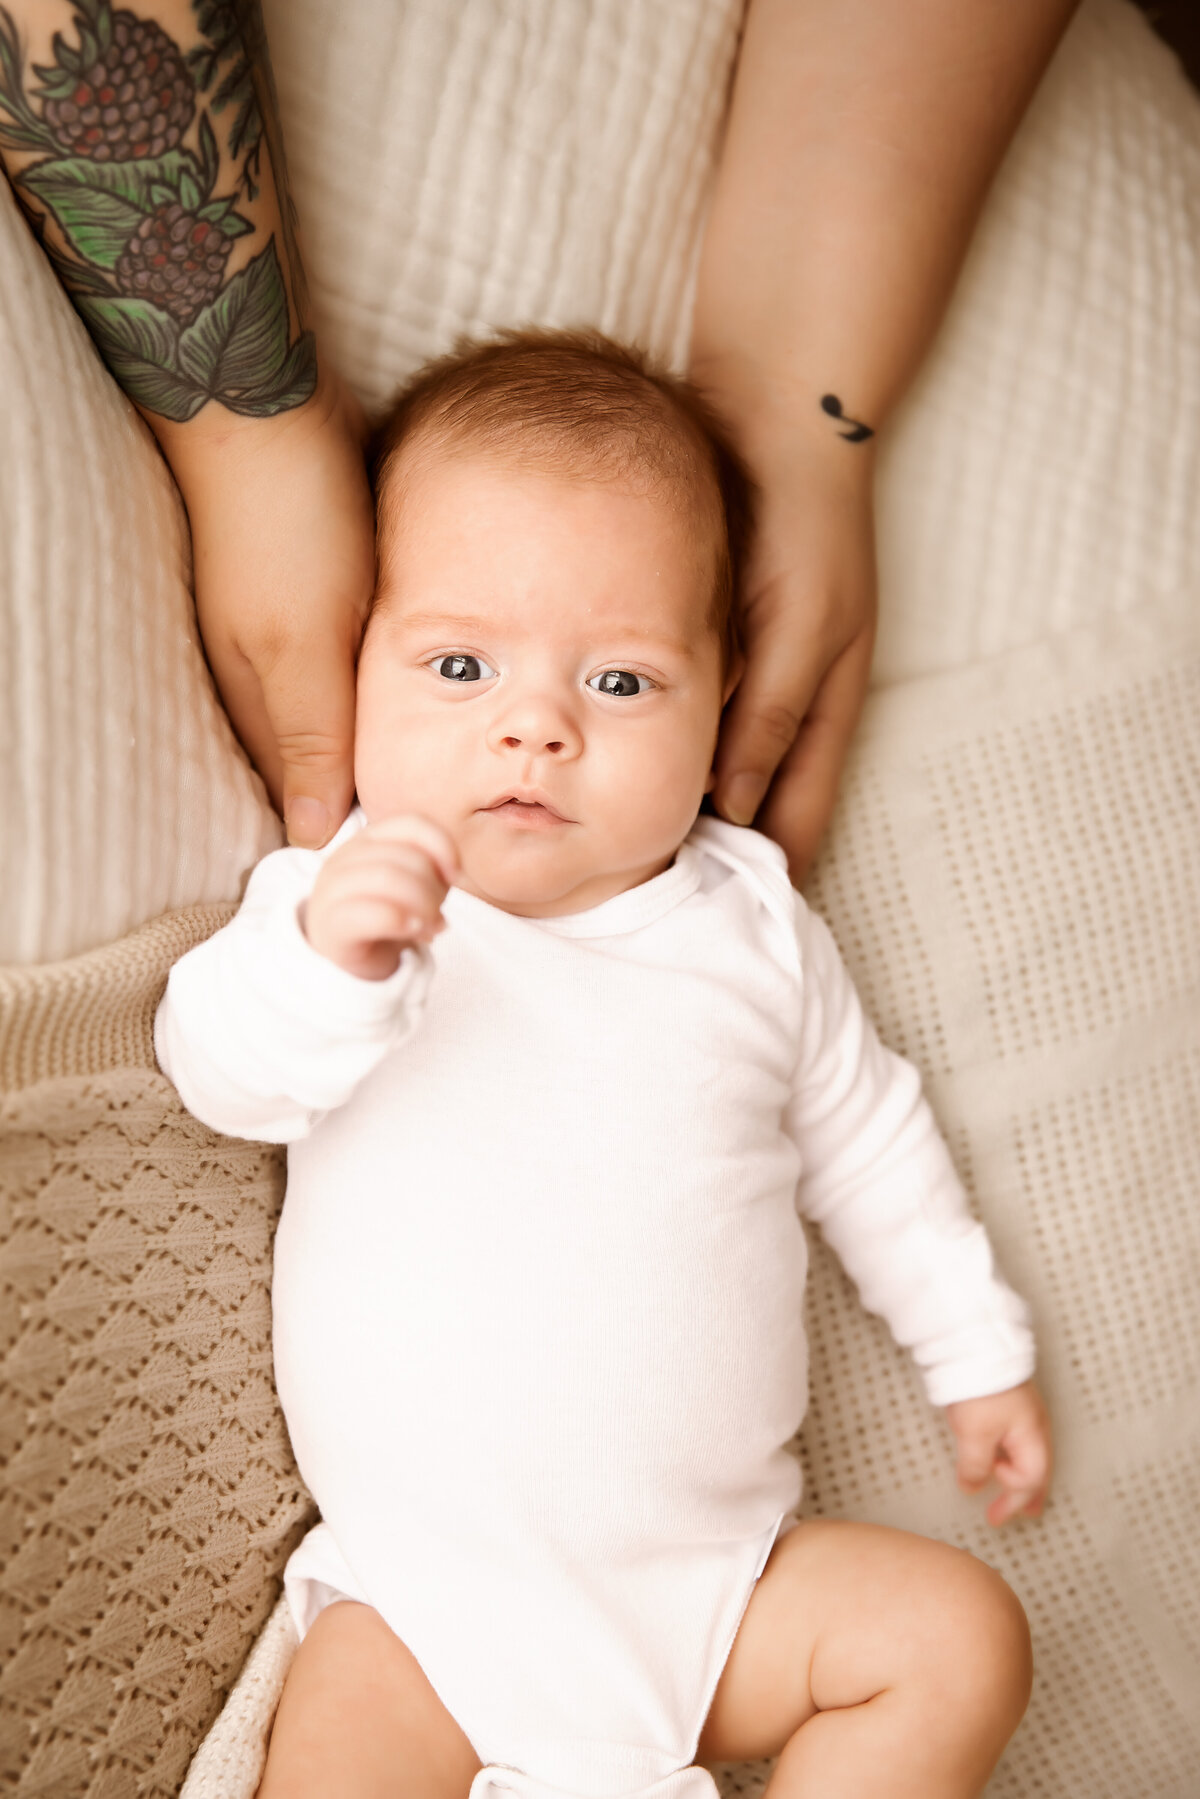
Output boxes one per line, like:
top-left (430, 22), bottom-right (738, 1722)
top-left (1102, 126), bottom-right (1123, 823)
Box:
top-left (257, 1600), bottom-right (483, 1799)
top-left (696, 1519), bottom-right (1031, 1766)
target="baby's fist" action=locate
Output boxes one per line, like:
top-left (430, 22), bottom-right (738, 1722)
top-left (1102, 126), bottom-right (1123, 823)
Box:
top-left (944, 1379), bottom-right (1053, 1527)
top-left (302, 815), bottom-right (459, 981)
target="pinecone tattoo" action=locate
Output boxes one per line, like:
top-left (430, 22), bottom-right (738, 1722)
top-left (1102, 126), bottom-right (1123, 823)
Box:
top-left (114, 198), bottom-right (233, 321)
top-left (38, 9), bottom-right (194, 163)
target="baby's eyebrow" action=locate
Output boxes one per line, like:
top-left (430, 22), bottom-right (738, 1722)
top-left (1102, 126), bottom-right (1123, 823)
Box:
top-left (389, 611), bottom-right (499, 638)
top-left (391, 610), bottom-right (699, 659)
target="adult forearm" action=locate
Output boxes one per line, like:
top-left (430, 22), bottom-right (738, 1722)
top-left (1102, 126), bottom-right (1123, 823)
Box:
top-left (1, 1), bottom-right (375, 845)
top-left (0, 0), bottom-right (316, 462)
top-left (691, 0), bottom-right (1079, 455)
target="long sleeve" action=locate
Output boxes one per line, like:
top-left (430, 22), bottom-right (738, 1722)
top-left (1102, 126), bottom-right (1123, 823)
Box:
top-left (154, 824), bottom-right (432, 1144)
top-left (787, 898), bottom-right (1035, 1408)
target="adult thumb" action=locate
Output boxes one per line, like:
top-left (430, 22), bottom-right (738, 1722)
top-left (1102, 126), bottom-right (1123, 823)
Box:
top-left (260, 632), bottom-right (359, 849)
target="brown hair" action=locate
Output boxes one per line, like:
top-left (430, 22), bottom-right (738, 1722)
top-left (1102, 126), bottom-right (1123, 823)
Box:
top-left (366, 326), bottom-right (752, 664)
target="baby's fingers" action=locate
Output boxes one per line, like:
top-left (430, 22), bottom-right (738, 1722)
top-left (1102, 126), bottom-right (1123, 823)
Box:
top-left (986, 1485), bottom-right (1040, 1528)
top-left (324, 892), bottom-right (430, 948)
top-left (982, 1428), bottom-right (1052, 1526)
top-left (319, 841), bottom-right (450, 929)
top-left (304, 849), bottom-right (450, 975)
top-left (998, 1426), bottom-right (1052, 1512)
top-left (954, 1429), bottom-right (1002, 1494)
top-left (355, 856), bottom-right (448, 941)
top-left (363, 813), bottom-right (460, 888)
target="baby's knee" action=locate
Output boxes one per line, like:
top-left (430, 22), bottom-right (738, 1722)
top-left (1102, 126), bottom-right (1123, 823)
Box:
top-left (930, 1551), bottom-right (1033, 1735)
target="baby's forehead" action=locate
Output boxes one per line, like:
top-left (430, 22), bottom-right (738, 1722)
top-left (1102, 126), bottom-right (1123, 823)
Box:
top-left (377, 427), bottom-right (704, 519)
top-left (378, 437), bottom-right (716, 570)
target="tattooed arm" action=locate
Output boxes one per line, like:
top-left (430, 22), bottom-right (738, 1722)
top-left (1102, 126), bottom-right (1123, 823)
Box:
top-left (691, 0), bottom-right (1079, 880)
top-left (0, 0), bottom-right (372, 844)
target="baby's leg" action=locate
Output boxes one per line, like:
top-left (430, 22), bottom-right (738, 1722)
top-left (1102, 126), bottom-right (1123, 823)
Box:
top-left (696, 1519), bottom-right (1032, 1799)
top-left (256, 1600), bottom-right (483, 1799)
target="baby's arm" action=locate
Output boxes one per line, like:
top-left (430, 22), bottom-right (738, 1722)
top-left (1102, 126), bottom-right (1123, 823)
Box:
top-left (786, 897), bottom-right (1051, 1519)
top-left (155, 814), bottom-right (456, 1143)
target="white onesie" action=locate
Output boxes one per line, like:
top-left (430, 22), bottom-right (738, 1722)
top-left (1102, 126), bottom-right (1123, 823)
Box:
top-left (155, 812), bottom-right (1035, 1799)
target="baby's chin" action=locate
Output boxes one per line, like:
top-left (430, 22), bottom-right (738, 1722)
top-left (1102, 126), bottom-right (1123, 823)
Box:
top-left (454, 839), bottom-right (669, 919)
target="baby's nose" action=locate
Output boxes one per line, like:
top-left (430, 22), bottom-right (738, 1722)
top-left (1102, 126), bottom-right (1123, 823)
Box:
top-left (499, 730), bottom-right (568, 753)
top-left (489, 691), bottom-right (582, 758)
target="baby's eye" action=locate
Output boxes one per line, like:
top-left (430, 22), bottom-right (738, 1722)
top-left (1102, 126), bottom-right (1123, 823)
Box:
top-left (432, 653), bottom-right (497, 682)
top-left (587, 669), bottom-right (654, 698)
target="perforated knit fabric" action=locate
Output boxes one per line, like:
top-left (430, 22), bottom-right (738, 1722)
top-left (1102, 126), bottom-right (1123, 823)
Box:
top-left (0, 911), bottom-right (316, 1797)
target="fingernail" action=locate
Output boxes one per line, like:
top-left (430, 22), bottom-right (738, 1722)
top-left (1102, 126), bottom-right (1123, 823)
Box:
top-left (286, 797), bottom-right (332, 848)
top-left (723, 773), bottom-right (767, 827)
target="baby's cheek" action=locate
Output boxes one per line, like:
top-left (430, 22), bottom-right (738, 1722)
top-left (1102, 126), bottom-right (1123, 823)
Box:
top-left (354, 713), bottom-right (429, 821)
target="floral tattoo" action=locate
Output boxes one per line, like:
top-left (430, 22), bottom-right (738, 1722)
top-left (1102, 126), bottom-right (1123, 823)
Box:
top-left (0, 0), bottom-right (316, 420)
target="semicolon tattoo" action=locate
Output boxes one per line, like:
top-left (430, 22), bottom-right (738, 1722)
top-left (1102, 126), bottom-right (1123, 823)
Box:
top-left (0, 0), bottom-right (316, 421)
top-left (820, 394), bottom-right (874, 444)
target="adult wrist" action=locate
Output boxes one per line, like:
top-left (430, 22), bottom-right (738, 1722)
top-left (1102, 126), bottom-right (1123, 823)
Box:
top-left (688, 346), bottom-right (884, 484)
top-left (146, 355), bottom-right (350, 501)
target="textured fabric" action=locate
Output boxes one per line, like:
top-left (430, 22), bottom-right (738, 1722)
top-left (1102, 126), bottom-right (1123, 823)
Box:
top-left (3, 0), bottom-right (1200, 961)
top-left (871, 0), bottom-right (1200, 680)
top-left (0, 911), bottom-right (317, 1797)
top-left (0, 906), bottom-right (238, 1095)
top-left (260, 0), bottom-right (742, 407)
top-left (176, 1596), bottom-right (296, 1799)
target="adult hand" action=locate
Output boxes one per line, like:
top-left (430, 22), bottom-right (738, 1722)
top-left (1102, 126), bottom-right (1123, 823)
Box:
top-left (158, 368), bottom-right (376, 848)
top-left (712, 435), bottom-right (877, 885)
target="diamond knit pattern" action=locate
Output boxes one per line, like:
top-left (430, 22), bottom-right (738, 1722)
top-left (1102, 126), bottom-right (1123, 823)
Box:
top-left (0, 907), bottom-right (316, 1798)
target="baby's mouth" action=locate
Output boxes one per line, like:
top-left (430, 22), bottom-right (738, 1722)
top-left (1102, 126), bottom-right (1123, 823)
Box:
top-left (481, 792), bottom-right (572, 828)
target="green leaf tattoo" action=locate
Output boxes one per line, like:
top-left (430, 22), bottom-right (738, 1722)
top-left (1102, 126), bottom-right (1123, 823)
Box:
top-left (0, 0), bottom-right (315, 420)
top-left (178, 237), bottom-right (286, 388)
top-left (21, 149), bottom-right (203, 268)
top-left (177, 239), bottom-right (318, 417)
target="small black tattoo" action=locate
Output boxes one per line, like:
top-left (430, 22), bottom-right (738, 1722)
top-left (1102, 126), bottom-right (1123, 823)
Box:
top-left (820, 394), bottom-right (874, 443)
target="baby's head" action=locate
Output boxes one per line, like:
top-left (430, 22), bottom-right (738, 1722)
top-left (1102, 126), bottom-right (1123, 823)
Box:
top-left (356, 328), bottom-right (750, 917)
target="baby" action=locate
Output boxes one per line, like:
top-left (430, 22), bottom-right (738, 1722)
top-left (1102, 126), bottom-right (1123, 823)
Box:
top-left (156, 329), bottom-right (1053, 1799)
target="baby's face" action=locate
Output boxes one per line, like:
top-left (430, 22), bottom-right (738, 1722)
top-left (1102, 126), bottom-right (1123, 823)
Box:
top-left (355, 453), bottom-right (733, 916)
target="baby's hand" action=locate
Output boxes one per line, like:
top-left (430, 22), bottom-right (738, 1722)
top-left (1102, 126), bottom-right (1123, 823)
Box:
top-left (943, 1379), bottom-right (1053, 1527)
top-left (301, 815), bottom-right (460, 981)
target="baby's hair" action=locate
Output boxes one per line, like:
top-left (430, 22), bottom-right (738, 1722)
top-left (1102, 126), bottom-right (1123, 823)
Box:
top-left (366, 326), bottom-right (753, 664)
